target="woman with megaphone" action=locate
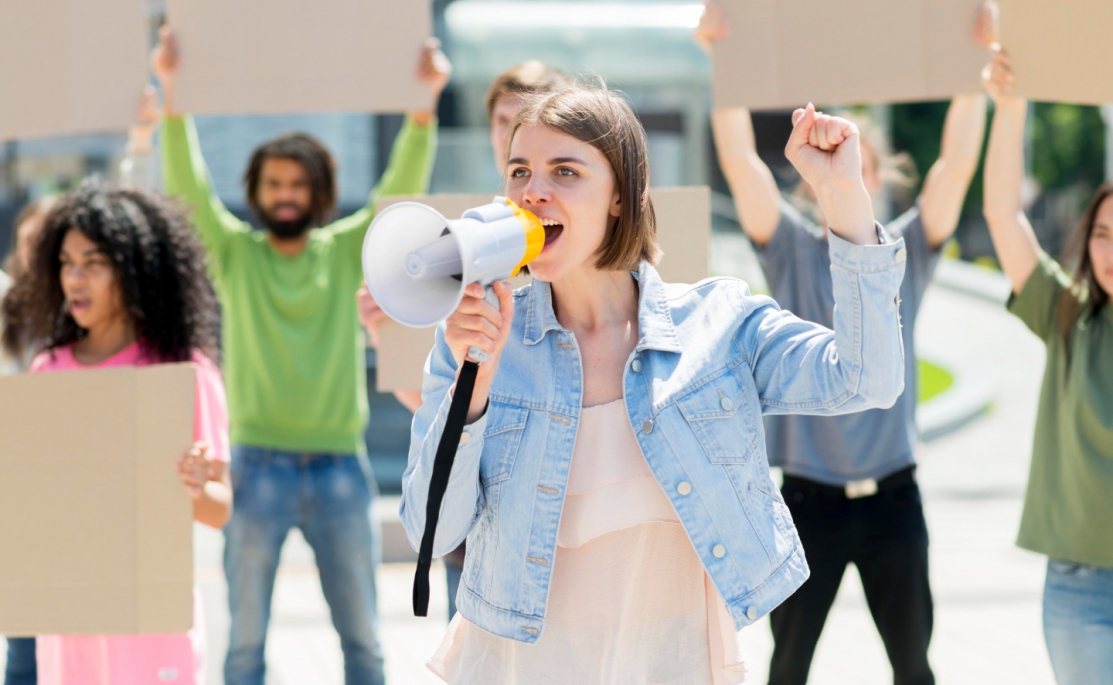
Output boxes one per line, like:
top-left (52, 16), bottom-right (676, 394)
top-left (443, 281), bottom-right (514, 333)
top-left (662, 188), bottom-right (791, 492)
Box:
top-left (401, 83), bottom-right (908, 683)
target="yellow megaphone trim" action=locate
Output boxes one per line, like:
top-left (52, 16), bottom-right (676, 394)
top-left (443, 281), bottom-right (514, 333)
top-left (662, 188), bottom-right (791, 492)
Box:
top-left (506, 198), bottom-right (545, 277)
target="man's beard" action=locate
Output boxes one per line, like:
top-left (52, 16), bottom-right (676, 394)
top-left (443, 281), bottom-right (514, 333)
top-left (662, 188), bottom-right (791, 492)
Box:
top-left (260, 205), bottom-right (312, 239)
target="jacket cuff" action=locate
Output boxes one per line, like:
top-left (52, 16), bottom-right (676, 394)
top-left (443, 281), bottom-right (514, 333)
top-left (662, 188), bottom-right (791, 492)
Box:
top-left (827, 223), bottom-right (907, 274)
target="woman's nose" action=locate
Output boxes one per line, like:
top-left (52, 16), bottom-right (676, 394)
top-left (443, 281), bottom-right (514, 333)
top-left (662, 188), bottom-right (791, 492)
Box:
top-left (521, 177), bottom-right (549, 207)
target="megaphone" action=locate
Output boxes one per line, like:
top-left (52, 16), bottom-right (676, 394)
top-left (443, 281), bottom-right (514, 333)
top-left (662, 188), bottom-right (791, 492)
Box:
top-left (362, 196), bottom-right (545, 362)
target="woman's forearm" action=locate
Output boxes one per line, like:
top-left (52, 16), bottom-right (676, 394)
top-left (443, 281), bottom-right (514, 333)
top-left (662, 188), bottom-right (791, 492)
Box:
top-left (711, 107), bottom-right (782, 246)
top-left (193, 480), bottom-right (232, 529)
top-left (982, 96), bottom-right (1040, 291)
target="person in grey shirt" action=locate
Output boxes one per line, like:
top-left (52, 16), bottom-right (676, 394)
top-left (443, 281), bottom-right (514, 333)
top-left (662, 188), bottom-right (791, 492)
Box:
top-left (698, 3), bottom-right (995, 683)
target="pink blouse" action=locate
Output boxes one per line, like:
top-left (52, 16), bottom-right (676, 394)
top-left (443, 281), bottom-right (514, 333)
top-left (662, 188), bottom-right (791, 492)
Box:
top-left (429, 400), bottom-right (747, 684)
top-left (31, 342), bottom-right (229, 685)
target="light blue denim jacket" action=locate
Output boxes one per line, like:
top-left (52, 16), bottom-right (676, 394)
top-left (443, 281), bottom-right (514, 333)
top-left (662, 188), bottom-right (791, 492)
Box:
top-left (402, 227), bottom-right (907, 643)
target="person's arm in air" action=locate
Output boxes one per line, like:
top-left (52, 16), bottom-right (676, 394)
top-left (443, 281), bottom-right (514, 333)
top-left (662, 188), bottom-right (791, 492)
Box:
top-left (745, 106), bottom-right (906, 414)
top-left (116, 86), bottom-right (163, 193)
top-left (981, 54), bottom-right (1040, 294)
top-left (918, 2), bottom-right (998, 249)
top-left (331, 39), bottom-right (450, 245)
top-left (151, 28), bottom-right (246, 276)
top-left (697, 2), bottom-right (782, 246)
top-left (918, 94), bottom-right (987, 249)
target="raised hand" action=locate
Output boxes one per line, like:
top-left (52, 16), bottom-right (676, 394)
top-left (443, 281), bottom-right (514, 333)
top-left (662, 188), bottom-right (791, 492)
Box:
top-left (694, 1), bottom-right (730, 53)
top-left (785, 104), bottom-right (876, 244)
top-left (127, 86), bottom-right (162, 154)
top-left (150, 26), bottom-right (180, 116)
top-left (416, 38), bottom-right (452, 116)
top-left (971, 0), bottom-right (1000, 50)
top-left (982, 52), bottom-right (1015, 103)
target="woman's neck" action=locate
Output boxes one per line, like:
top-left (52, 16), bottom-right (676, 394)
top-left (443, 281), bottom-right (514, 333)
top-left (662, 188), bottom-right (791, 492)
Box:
top-left (73, 317), bottom-right (137, 366)
top-left (550, 265), bottom-right (639, 334)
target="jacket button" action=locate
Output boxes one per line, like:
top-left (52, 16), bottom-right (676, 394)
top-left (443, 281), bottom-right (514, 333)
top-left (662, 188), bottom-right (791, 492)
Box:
top-left (631, 358), bottom-right (642, 373)
top-left (677, 481), bottom-right (692, 496)
top-left (459, 432), bottom-right (470, 445)
top-left (746, 606), bottom-right (757, 620)
top-left (712, 544), bottom-right (726, 558)
top-left (895, 247), bottom-right (907, 262)
top-left (720, 397), bottom-right (734, 412)
top-left (642, 419), bottom-right (654, 434)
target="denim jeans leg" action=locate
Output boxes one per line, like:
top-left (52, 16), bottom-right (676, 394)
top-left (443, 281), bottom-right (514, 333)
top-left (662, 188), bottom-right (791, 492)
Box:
top-left (223, 447), bottom-right (299, 685)
top-left (4, 637), bottom-right (36, 685)
top-left (1043, 559), bottom-right (1113, 685)
top-left (301, 456), bottom-right (385, 685)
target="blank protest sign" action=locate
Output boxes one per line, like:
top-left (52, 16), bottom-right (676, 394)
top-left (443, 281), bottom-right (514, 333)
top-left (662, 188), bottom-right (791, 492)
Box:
top-left (0, 0), bottom-right (148, 140)
top-left (1001, 0), bottom-right (1113, 105)
top-left (168, 0), bottom-right (431, 116)
top-left (713, 0), bottom-right (987, 110)
top-left (371, 188), bottom-right (711, 392)
top-left (0, 364), bottom-right (195, 635)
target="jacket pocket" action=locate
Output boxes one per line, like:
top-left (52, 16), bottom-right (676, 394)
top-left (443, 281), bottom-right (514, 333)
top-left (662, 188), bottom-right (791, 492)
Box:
top-left (677, 373), bottom-right (759, 464)
top-left (480, 402), bottom-right (529, 485)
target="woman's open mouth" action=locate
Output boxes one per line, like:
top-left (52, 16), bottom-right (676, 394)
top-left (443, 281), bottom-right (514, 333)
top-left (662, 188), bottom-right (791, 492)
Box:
top-left (540, 217), bottom-right (564, 250)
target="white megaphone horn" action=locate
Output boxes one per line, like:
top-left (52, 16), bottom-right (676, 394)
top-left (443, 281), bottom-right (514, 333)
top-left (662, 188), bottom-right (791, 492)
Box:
top-left (362, 197), bottom-right (545, 362)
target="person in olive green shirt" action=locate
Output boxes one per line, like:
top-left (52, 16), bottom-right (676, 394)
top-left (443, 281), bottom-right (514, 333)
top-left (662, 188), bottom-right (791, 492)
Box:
top-left (152, 28), bottom-right (450, 685)
top-left (984, 53), bottom-right (1113, 685)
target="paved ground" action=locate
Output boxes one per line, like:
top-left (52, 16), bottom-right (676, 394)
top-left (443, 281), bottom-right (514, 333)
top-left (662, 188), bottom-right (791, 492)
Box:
top-left (1, 271), bottom-right (1058, 684)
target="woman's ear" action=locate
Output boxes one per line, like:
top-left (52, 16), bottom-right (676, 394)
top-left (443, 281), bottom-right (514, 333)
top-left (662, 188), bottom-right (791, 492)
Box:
top-left (610, 190), bottom-right (622, 218)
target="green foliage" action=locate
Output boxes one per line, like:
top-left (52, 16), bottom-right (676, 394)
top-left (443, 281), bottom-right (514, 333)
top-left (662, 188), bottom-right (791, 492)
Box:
top-left (890, 100), bottom-right (1106, 220)
top-left (1029, 103), bottom-right (1106, 195)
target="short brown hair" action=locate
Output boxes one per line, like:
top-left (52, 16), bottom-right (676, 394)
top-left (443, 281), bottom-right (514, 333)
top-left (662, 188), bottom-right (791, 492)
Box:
top-left (243, 133), bottom-right (337, 226)
top-left (485, 61), bottom-right (573, 122)
top-left (511, 84), bottom-right (660, 271)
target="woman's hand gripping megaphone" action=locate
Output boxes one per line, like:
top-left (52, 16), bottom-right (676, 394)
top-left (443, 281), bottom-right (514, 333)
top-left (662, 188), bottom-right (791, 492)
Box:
top-left (445, 280), bottom-right (515, 422)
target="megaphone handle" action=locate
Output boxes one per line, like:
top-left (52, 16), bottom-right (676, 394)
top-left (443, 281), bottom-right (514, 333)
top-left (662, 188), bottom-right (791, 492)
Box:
top-left (465, 286), bottom-right (501, 364)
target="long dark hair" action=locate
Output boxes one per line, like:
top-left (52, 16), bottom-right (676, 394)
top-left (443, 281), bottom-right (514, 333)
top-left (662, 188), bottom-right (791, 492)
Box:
top-left (1058, 181), bottom-right (1113, 343)
top-left (243, 133), bottom-right (337, 227)
top-left (1, 177), bottom-right (219, 363)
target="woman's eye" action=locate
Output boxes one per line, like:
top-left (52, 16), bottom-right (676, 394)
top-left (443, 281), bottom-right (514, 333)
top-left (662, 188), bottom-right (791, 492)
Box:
top-left (510, 167), bottom-right (528, 179)
top-left (556, 167), bottom-right (576, 177)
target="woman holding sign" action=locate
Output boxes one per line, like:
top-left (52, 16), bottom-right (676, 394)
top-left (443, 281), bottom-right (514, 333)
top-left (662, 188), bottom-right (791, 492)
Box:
top-left (401, 81), bottom-right (907, 683)
top-left (982, 54), bottom-right (1113, 684)
top-left (2, 178), bottom-right (232, 685)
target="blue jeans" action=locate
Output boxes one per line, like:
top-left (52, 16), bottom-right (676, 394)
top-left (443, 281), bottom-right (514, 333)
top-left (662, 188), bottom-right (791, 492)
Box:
top-left (1044, 559), bottom-right (1113, 685)
top-left (3, 637), bottom-right (36, 685)
top-left (223, 446), bottom-right (385, 685)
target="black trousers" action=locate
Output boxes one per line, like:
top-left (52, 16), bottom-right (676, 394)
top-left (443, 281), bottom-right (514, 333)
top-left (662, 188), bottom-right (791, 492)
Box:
top-left (768, 473), bottom-right (934, 685)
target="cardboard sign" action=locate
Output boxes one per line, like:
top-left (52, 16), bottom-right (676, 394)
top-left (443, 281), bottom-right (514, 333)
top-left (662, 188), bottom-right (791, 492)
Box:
top-left (0, 0), bottom-right (149, 140)
top-left (1001, 0), bottom-right (1113, 105)
top-left (371, 187), bottom-right (711, 391)
top-left (712, 0), bottom-right (987, 110)
top-left (167, 0), bottom-right (431, 116)
top-left (0, 364), bottom-right (196, 635)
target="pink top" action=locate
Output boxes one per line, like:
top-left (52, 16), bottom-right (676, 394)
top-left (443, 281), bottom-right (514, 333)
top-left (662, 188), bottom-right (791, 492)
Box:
top-left (31, 342), bottom-right (229, 685)
top-left (429, 400), bottom-right (747, 685)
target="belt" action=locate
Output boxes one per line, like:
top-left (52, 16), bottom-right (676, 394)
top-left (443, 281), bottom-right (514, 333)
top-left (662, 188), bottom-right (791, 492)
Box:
top-left (782, 466), bottom-right (916, 500)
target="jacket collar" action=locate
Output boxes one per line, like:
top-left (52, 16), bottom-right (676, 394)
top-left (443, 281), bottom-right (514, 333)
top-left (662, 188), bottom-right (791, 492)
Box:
top-left (522, 262), bottom-right (683, 354)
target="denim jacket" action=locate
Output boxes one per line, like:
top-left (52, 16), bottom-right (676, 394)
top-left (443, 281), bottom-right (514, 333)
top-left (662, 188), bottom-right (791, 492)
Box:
top-left (402, 228), bottom-right (907, 643)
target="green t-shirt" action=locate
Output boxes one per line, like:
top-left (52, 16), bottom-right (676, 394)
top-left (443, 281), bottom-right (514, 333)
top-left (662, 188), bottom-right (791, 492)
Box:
top-left (1008, 249), bottom-right (1113, 567)
top-left (162, 114), bottom-right (436, 454)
